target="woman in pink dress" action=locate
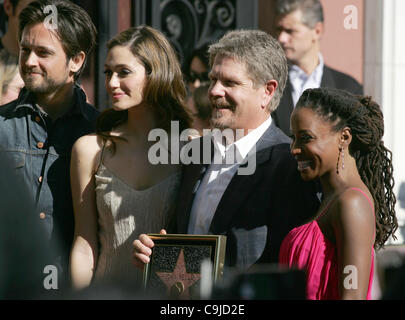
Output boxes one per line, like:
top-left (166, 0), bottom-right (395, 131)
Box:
top-left (279, 88), bottom-right (397, 299)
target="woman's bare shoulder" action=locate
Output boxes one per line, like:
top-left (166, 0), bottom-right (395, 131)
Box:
top-left (73, 134), bottom-right (104, 153)
top-left (338, 188), bottom-right (374, 211)
top-left (332, 187), bottom-right (375, 232)
top-left (72, 134), bottom-right (106, 169)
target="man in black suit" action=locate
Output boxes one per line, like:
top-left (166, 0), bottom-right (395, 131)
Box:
top-left (272, 0), bottom-right (363, 136)
top-left (133, 29), bottom-right (320, 271)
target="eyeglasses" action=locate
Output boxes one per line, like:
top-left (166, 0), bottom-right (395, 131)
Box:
top-left (188, 70), bottom-right (209, 83)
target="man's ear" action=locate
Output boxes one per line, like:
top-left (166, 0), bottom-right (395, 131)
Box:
top-left (262, 79), bottom-right (278, 109)
top-left (69, 51), bottom-right (86, 74)
top-left (313, 21), bottom-right (324, 41)
top-left (3, 0), bottom-right (14, 17)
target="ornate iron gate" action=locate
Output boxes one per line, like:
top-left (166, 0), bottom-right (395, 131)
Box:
top-left (96, 0), bottom-right (257, 110)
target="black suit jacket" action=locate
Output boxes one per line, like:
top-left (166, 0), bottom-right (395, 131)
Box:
top-left (272, 65), bottom-right (364, 136)
top-left (168, 122), bottom-right (321, 270)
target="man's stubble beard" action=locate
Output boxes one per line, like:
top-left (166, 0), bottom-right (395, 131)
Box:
top-left (23, 73), bottom-right (68, 95)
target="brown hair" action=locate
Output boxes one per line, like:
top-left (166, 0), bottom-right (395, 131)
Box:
top-left (96, 25), bottom-right (191, 149)
top-left (19, 0), bottom-right (97, 81)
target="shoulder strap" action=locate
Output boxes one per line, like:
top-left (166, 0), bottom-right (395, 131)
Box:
top-left (315, 197), bottom-right (335, 221)
top-left (96, 139), bottom-right (107, 173)
top-left (316, 187), bottom-right (375, 221)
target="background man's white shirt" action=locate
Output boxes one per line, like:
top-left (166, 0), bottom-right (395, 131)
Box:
top-left (289, 53), bottom-right (324, 107)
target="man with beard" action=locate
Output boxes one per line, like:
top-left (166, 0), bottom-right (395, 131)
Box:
top-left (0, 0), bottom-right (98, 294)
top-left (133, 30), bottom-right (320, 273)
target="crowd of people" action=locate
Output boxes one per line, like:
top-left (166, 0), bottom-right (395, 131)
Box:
top-left (0, 0), bottom-right (400, 300)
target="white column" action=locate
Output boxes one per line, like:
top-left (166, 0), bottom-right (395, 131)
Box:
top-left (365, 0), bottom-right (405, 244)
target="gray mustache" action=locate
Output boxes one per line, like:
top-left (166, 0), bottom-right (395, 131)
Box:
top-left (211, 99), bottom-right (234, 110)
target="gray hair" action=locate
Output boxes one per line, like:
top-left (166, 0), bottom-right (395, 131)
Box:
top-left (208, 29), bottom-right (288, 113)
top-left (275, 0), bottom-right (324, 28)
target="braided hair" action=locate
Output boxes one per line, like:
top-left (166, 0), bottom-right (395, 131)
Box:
top-left (296, 88), bottom-right (398, 249)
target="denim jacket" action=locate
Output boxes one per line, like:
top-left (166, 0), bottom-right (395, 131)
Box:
top-left (0, 85), bottom-right (99, 286)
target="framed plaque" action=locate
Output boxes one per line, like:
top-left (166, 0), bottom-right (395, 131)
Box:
top-left (143, 234), bottom-right (226, 300)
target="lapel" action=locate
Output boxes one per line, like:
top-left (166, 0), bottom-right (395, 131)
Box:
top-left (320, 65), bottom-right (336, 88)
top-left (209, 123), bottom-right (290, 234)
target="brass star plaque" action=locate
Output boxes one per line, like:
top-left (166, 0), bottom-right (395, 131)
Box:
top-left (143, 234), bottom-right (226, 300)
top-left (156, 249), bottom-right (201, 299)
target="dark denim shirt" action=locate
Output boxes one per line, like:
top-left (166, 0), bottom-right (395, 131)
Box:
top-left (0, 85), bottom-right (99, 287)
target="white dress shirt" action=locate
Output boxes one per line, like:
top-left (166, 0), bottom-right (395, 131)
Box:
top-left (289, 53), bottom-right (324, 107)
top-left (187, 117), bottom-right (272, 234)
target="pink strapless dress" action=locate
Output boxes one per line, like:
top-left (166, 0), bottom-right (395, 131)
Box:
top-left (279, 188), bottom-right (374, 300)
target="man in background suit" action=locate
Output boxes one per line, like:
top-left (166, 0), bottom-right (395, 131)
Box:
top-left (272, 0), bottom-right (363, 136)
top-left (133, 29), bottom-right (320, 271)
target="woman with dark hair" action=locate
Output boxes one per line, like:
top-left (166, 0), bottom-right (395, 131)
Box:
top-left (184, 43), bottom-right (210, 94)
top-left (184, 44), bottom-right (211, 136)
top-left (187, 84), bottom-right (212, 137)
top-left (279, 87), bottom-right (397, 299)
top-left (69, 25), bottom-right (191, 290)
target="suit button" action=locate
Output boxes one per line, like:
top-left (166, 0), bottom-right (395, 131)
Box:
top-left (39, 212), bottom-right (46, 219)
top-left (37, 142), bottom-right (44, 149)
